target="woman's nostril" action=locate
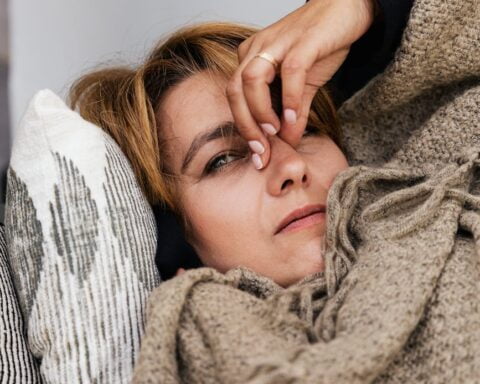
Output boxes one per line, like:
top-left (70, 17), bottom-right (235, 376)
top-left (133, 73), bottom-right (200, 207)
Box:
top-left (280, 174), bottom-right (307, 191)
top-left (281, 179), bottom-right (293, 190)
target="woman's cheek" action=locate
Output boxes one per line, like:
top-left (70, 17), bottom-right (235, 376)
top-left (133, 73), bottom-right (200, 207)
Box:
top-left (182, 184), bottom-right (239, 241)
top-left (310, 144), bottom-right (349, 188)
top-left (185, 179), bottom-right (262, 268)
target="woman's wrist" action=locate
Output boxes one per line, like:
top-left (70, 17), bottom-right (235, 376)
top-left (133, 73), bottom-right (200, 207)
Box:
top-left (307, 0), bottom-right (380, 25)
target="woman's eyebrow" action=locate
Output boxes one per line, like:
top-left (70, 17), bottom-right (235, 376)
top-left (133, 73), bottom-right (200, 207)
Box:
top-left (181, 121), bottom-right (238, 173)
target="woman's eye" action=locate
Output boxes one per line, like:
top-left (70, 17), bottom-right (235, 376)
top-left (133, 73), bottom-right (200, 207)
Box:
top-left (204, 152), bottom-right (244, 175)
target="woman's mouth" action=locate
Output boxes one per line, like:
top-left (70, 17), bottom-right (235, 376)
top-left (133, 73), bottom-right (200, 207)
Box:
top-left (275, 204), bottom-right (326, 235)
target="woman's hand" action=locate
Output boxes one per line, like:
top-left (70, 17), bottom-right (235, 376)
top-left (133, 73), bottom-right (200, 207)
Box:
top-left (176, 268), bottom-right (186, 277)
top-left (226, 0), bottom-right (376, 169)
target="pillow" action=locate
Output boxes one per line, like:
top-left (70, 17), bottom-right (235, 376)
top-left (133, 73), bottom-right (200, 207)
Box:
top-left (0, 223), bottom-right (42, 383)
top-left (4, 89), bottom-right (161, 383)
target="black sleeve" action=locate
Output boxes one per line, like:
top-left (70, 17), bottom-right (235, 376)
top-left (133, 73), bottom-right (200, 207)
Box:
top-left (307, 0), bottom-right (415, 106)
top-left (153, 204), bottom-right (203, 281)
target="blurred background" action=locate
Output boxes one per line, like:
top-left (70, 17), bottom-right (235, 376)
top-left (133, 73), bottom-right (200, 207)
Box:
top-left (0, 0), bottom-right (303, 223)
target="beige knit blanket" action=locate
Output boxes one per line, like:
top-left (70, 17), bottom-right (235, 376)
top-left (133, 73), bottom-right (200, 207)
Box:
top-left (132, 0), bottom-right (480, 382)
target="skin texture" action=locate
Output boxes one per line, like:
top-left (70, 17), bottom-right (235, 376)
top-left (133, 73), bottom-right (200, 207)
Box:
top-left (159, 72), bottom-right (349, 287)
top-left (226, 0), bottom-right (375, 170)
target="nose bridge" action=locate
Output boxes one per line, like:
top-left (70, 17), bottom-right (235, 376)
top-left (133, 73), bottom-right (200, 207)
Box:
top-left (267, 137), bottom-right (310, 196)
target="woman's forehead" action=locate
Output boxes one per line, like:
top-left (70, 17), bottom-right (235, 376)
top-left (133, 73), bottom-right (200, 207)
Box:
top-left (156, 72), bottom-right (233, 165)
top-left (161, 73), bottom-right (230, 129)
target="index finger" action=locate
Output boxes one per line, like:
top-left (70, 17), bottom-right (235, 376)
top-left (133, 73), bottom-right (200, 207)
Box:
top-left (226, 51), bottom-right (275, 170)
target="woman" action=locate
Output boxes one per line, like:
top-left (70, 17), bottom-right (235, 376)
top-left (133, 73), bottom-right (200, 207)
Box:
top-left (155, 0), bottom-right (415, 280)
top-left (70, 22), bottom-right (348, 287)
top-left (70, 0), bottom-right (480, 380)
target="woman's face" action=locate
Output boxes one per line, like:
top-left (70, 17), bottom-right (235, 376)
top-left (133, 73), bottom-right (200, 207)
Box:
top-left (158, 71), bottom-right (349, 287)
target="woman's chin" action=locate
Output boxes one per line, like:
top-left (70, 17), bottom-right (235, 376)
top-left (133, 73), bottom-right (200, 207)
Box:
top-left (276, 255), bottom-right (325, 288)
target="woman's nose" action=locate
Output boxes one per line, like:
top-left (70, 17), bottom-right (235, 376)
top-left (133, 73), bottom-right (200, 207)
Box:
top-left (266, 136), bottom-right (310, 197)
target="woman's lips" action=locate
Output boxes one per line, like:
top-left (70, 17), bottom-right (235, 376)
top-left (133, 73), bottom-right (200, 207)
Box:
top-left (278, 211), bottom-right (325, 234)
top-left (275, 204), bottom-right (326, 235)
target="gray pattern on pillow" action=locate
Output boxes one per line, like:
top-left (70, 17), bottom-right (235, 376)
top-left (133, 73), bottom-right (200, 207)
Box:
top-left (50, 151), bottom-right (99, 284)
top-left (4, 169), bottom-right (44, 320)
top-left (103, 140), bottom-right (159, 287)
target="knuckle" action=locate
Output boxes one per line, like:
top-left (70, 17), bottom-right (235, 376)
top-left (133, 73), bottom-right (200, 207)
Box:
top-left (283, 95), bottom-right (300, 110)
top-left (238, 40), bottom-right (250, 57)
top-left (255, 109), bottom-right (275, 123)
top-left (241, 67), bottom-right (262, 84)
top-left (237, 124), bottom-right (256, 140)
top-left (226, 80), bottom-right (242, 99)
top-left (281, 57), bottom-right (305, 75)
top-left (282, 91), bottom-right (300, 109)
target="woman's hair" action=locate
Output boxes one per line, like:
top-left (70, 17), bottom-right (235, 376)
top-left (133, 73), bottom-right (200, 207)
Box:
top-left (69, 21), bottom-right (343, 214)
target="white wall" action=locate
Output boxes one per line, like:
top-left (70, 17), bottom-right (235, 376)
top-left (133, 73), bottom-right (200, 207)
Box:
top-left (9, 0), bottom-right (303, 144)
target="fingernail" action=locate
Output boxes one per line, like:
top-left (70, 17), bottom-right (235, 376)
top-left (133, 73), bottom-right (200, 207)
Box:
top-left (248, 140), bottom-right (265, 155)
top-left (260, 123), bottom-right (277, 136)
top-left (252, 153), bottom-right (263, 170)
top-left (284, 109), bottom-right (297, 125)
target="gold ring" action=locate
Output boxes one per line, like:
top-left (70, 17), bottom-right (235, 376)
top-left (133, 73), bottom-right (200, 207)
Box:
top-left (253, 52), bottom-right (279, 70)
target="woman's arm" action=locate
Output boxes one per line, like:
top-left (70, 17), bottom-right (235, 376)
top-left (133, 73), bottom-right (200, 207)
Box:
top-left (226, 0), bottom-right (404, 170)
top-left (327, 0), bottom-right (414, 106)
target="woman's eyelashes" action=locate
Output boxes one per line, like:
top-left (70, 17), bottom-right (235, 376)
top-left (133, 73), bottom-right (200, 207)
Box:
top-left (203, 150), bottom-right (248, 176)
top-left (202, 127), bottom-right (321, 176)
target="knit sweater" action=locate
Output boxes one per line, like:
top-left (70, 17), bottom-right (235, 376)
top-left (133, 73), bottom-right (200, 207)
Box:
top-left (132, 0), bottom-right (480, 382)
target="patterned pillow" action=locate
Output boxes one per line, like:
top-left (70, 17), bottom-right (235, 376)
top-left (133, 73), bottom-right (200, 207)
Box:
top-left (4, 89), bottom-right (161, 383)
top-left (0, 223), bottom-right (42, 383)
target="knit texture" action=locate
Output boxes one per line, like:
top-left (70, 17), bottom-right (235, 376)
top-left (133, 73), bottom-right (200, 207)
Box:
top-left (132, 0), bottom-right (480, 382)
